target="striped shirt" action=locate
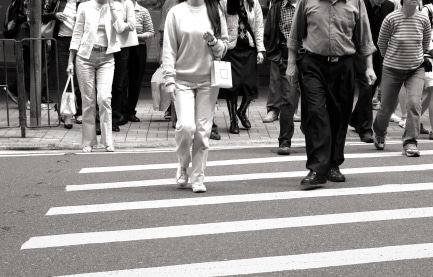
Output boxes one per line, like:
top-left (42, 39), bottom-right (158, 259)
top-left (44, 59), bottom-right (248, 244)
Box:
top-left (378, 10), bottom-right (431, 70)
top-left (134, 3), bottom-right (154, 44)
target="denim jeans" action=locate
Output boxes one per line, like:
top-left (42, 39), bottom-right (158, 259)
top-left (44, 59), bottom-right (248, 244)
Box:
top-left (266, 58), bottom-right (284, 115)
top-left (277, 59), bottom-right (300, 147)
top-left (174, 79), bottom-right (219, 184)
top-left (76, 51), bottom-right (115, 148)
top-left (373, 66), bottom-right (424, 146)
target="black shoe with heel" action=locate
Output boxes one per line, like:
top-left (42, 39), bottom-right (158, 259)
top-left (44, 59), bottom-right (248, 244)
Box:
top-left (227, 100), bottom-right (239, 134)
top-left (236, 98), bottom-right (252, 129)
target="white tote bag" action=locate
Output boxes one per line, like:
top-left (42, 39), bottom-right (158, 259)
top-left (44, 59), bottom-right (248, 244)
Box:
top-left (60, 75), bottom-right (77, 116)
top-left (210, 60), bottom-right (233, 88)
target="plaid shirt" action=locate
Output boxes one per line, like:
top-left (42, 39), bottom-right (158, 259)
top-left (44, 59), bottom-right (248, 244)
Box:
top-left (279, 0), bottom-right (296, 43)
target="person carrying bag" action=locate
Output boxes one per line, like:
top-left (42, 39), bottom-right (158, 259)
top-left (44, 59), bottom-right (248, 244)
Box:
top-left (60, 74), bottom-right (77, 129)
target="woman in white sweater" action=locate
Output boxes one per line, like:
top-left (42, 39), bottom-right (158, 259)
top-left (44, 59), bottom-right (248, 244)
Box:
top-left (162, 0), bottom-right (228, 193)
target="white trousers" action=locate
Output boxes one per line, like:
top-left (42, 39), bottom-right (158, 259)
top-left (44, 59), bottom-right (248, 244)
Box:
top-left (76, 51), bottom-right (114, 147)
top-left (174, 80), bottom-right (219, 184)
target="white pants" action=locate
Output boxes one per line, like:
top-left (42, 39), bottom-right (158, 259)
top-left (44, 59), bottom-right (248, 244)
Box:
top-left (76, 51), bottom-right (114, 147)
top-left (174, 79), bottom-right (219, 184)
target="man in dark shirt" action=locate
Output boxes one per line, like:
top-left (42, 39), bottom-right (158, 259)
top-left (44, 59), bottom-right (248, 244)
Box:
top-left (349, 0), bottom-right (395, 143)
top-left (286, 0), bottom-right (377, 188)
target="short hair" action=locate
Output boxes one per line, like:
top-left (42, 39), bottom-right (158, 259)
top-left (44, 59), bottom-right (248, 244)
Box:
top-left (400, 0), bottom-right (403, 5)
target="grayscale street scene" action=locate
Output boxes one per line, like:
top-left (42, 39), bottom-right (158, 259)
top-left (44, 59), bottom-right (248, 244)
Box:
top-left (2, 0), bottom-right (433, 275)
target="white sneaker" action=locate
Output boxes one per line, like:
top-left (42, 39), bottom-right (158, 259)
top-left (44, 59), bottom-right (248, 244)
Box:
top-left (263, 110), bottom-right (278, 123)
top-left (398, 118), bottom-right (406, 129)
top-left (176, 167), bottom-right (189, 187)
top-left (192, 182), bottom-right (207, 193)
top-left (105, 145), bottom-right (115, 152)
top-left (82, 146), bottom-right (93, 153)
top-left (389, 113), bottom-right (401, 123)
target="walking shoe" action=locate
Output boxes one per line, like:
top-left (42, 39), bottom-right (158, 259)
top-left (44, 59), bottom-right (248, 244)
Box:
top-left (82, 146), bottom-right (93, 153)
top-left (176, 167), bottom-right (189, 187)
top-left (389, 113), bottom-right (401, 123)
top-left (277, 141), bottom-right (291, 155)
top-left (64, 116), bottom-right (73, 129)
top-left (118, 116), bottom-right (129, 126)
top-left (301, 170), bottom-right (326, 188)
top-left (105, 145), bottom-right (115, 152)
top-left (210, 130), bottom-right (221, 140)
top-left (112, 124), bottom-right (120, 132)
top-left (372, 98), bottom-right (381, 110)
top-left (420, 123), bottom-right (429, 134)
top-left (75, 115), bottom-right (82, 124)
top-left (430, 131), bottom-right (433, 140)
top-left (192, 182), bottom-right (207, 193)
top-left (398, 118), bottom-right (406, 129)
top-left (293, 113), bottom-right (301, 122)
top-left (263, 110), bottom-right (278, 123)
top-left (327, 167), bottom-right (346, 182)
top-left (129, 114), bottom-right (140, 122)
top-left (360, 132), bottom-right (374, 143)
top-left (5, 87), bottom-right (18, 104)
top-left (402, 143), bottom-right (420, 157)
top-left (374, 136), bottom-right (385, 150)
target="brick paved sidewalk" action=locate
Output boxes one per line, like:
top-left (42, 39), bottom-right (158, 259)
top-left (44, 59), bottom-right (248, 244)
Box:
top-left (0, 86), bottom-right (431, 150)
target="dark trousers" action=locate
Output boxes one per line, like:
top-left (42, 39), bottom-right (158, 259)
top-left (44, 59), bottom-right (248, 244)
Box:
top-left (349, 53), bottom-right (379, 136)
top-left (56, 37), bottom-right (82, 116)
top-left (122, 44), bottom-right (147, 116)
top-left (277, 59), bottom-right (300, 147)
top-left (112, 47), bottom-right (130, 125)
top-left (299, 53), bottom-right (355, 175)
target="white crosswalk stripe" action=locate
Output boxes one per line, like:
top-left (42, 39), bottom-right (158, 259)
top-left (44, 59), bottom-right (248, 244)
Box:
top-left (19, 146), bottom-right (433, 276)
top-left (47, 182), bottom-right (433, 215)
top-left (66, 163), bottom-right (433, 191)
top-left (55, 243), bottom-right (433, 277)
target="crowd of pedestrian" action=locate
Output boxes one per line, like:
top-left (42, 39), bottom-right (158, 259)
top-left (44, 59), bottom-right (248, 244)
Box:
top-left (3, 0), bottom-right (433, 192)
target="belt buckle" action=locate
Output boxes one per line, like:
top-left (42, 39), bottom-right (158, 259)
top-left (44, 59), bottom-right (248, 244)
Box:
top-left (328, 56), bottom-right (339, 62)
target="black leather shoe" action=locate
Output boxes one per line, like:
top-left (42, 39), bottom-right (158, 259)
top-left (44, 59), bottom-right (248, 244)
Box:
top-left (112, 124), bottom-right (120, 132)
top-left (118, 116), bottom-right (129, 126)
top-left (277, 142), bottom-right (291, 155)
top-left (129, 114), bottom-right (140, 122)
top-left (420, 123), bottom-right (429, 134)
top-left (301, 170), bottom-right (327, 187)
top-left (64, 124), bottom-right (72, 129)
top-left (327, 167), bottom-right (346, 182)
top-left (360, 132), bottom-right (373, 143)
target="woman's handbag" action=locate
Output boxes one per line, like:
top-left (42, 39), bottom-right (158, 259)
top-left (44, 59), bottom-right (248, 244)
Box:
top-left (151, 66), bottom-right (171, 111)
top-left (209, 45), bottom-right (233, 88)
top-left (60, 75), bottom-right (77, 116)
top-left (211, 59), bottom-right (232, 89)
top-left (41, 1), bottom-right (60, 38)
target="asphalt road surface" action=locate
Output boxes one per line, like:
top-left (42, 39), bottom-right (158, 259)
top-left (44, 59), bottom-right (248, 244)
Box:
top-left (2, 139), bottom-right (433, 276)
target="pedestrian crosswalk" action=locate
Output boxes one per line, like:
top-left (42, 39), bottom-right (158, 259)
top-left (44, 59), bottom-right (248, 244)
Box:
top-left (19, 141), bottom-right (433, 276)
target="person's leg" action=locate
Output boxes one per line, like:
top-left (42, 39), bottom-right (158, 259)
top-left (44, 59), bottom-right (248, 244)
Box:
top-left (76, 55), bottom-right (98, 148)
top-left (373, 66), bottom-right (405, 141)
top-left (174, 80), bottom-right (196, 172)
top-left (278, 58), bottom-right (299, 153)
top-left (402, 67), bottom-right (424, 148)
top-left (327, 58), bottom-right (355, 170)
top-left (127, 44), bottom-right (147, 121)
top-left (299, 54), bottom-right (331, 175)
top-left (111, 48), bottom-right (130, 130)
top-left (95, 52), bottom-right (115, 149)
top-left (263, 61), bottom-right (281, 122)
top-left (237, 48), bottom-right (258, 129)
top-left (191, 81), bottom-right (219, 188)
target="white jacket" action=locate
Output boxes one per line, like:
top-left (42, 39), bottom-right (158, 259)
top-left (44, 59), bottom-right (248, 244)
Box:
top-left (223, 0), bottom-right (265, 52)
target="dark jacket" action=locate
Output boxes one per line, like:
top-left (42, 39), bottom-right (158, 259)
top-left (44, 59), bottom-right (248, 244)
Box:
top-left (42, 0), bottom-right (83, 38)
top-left (364, 0), bottom-right (395, 45)
top-left (263, 0), bottom-right (283, 62)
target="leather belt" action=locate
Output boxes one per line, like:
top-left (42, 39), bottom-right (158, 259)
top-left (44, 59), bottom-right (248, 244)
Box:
top-left (92, 45), bottom-right (108, 52)
top-left (306, 51), bottom-right (352, 63)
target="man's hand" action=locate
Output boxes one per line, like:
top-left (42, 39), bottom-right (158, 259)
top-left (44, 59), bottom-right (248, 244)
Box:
top-left (257, 52), bottom-right (264, 64)
top-left (166, 84), bottom-right (176, 101)
top-left (285, 63), bottom-right (298, 85)
top-left (365, 68), bottom-right (377, 85)
top-left (55, 12), bottom-right (68, 21)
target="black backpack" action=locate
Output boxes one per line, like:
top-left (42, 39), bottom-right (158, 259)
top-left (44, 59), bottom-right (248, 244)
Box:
top-left (425, 4), bottom-right (433, 27)
top-left (3, 0), bottom-right (23, 39)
